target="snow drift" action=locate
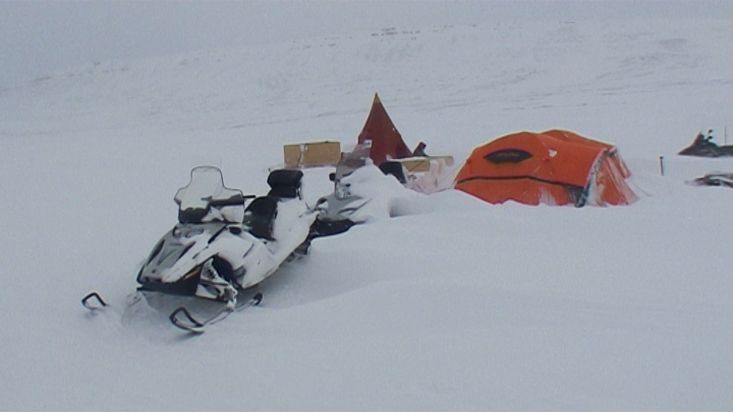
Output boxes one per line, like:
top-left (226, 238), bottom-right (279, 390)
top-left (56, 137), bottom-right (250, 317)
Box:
top-left (0, 1), bottom-right (731, 410)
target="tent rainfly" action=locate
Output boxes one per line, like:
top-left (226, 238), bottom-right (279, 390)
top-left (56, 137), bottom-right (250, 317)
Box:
top-left (454, 129), bottom-right (637, 207)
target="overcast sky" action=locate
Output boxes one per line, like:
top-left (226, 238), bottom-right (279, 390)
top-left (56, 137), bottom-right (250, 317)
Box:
top-left (1, 1), bottom-right (728, 88)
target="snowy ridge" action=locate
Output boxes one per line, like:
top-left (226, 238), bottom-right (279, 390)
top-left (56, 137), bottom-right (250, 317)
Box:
top-left (3, 16), bottom-right (730, 156)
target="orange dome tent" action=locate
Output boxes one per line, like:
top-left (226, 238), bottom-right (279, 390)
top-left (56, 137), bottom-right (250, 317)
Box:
top-left (454, 130), bottom-right (637, 206)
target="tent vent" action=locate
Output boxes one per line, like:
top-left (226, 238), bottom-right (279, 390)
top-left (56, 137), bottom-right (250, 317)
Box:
top-left (484, 149), bottom-right (532, 164)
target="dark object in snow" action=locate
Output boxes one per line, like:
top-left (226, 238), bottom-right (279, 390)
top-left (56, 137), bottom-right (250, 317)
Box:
top-left (678, 130), bottom-right (733, 157)
top-left (379, 161), bottom-right (408, 184)
top-left (81, 292), bottom-right (108, 310)
top-left (309, 217), bottom-right (356, 238)
top-left (170, 292), bottom-right (263, 334)
top-left (266, 169), bottom-right (304, 198)
top-left (689, 172), bottom-right (733, 188)
top-left (412, 141), bottom-right (428, 157)
top-left (244, 169), bottom-right (304, 241)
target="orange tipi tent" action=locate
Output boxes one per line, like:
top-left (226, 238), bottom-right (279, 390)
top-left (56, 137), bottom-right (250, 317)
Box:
top-left (454, 130), bottom-right (637, 206)
top-left (357, 93), bottom-right (412, 165)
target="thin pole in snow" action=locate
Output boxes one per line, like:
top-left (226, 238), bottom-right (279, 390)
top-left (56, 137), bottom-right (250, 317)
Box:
top-left (659, 155), bottom-right (665, 176)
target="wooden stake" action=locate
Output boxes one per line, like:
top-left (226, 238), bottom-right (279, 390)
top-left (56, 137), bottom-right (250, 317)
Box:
top-left (659, 155), bottom-right (665, 176)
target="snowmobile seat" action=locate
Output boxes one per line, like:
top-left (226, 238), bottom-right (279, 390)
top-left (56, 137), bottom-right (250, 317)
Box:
top-left (243, 196), bottom-right (278, 241)
top-left (267, 169), bottom-right (304, 199)
top-left (379, 161), bottom-right (407, 184)
top-left (242, 169), bottom-right (304, 240)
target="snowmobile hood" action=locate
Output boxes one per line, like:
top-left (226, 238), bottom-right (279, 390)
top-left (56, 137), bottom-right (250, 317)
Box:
top-left (137, 223), bottom-right (254, 286)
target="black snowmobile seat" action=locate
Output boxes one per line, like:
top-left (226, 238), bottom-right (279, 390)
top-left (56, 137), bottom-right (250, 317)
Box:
top-left (243, 196), bottom-right (279, 241)
top-left (243, 169), bottom-right (304, 240)
top-left (379, 161), bottom-right (407, 184)
top-left (267, 169), bottom-right (304, 199)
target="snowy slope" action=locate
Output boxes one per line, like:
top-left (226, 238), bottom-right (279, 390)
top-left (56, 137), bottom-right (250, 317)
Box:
top-left (0, 1), bottom-right (731, 410)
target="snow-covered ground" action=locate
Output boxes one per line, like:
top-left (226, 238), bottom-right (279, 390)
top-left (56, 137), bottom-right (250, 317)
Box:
top-left (1, 1), bottom-right (731, 410)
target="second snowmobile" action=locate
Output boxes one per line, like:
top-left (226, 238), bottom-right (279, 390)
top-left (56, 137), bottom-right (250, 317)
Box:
top-left (310, 143), bottom-right (372, 237)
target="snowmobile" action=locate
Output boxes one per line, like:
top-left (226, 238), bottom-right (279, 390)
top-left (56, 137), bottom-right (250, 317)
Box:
top-left (309, 142), bottom-right (416, 238)
top-left (310, 143), bottom-right (373, 237)
top-left (689, 171), bottom-right (733, 188)
top-left (678, 130), bottom-right (733, 157)
top-left (82, 166), bottom-right (317, 332)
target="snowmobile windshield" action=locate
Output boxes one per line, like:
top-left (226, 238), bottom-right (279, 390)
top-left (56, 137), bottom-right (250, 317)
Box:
top-left (334, 142), bottom-right (372, 181)
top-left (175, 166), bottom-right (248, 224)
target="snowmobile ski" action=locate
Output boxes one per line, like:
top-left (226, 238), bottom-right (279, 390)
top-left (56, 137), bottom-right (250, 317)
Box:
top-left (81, 291), bottom-right (108, 310)
top-left (81, 290), bottom-right (144, 313)
top-left (169, 292), bottom-right (263, 334)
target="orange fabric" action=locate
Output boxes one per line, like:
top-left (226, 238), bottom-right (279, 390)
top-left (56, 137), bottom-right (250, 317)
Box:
top-left (357, 93), bottom-right (412, 165)
top-left (455, 130), bottom-right (636, 206)
top-left (456, 177), bottom-right (574, 206)
top-left (593, 152), bottom-right (638, 205)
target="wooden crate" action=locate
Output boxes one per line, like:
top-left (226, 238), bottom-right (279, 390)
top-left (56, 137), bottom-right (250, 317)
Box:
top-left (396, 156), bottom-right (454, 172)
top-left (284, 141), bottom-right (341, 168)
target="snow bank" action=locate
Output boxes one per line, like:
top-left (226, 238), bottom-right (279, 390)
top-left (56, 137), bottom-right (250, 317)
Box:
top-left (0, 1), bottom-right (731, 410)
